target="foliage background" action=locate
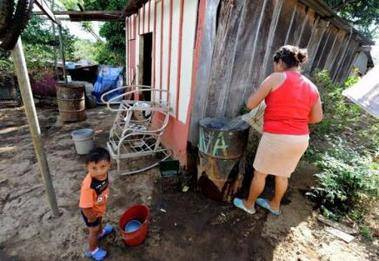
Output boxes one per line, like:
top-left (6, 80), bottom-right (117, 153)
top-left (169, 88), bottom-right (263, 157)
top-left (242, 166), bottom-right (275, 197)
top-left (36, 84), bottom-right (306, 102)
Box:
top-left (324, 0), bottom-right (379, 39)
top-left (62, 0), bottom-right (129, 65)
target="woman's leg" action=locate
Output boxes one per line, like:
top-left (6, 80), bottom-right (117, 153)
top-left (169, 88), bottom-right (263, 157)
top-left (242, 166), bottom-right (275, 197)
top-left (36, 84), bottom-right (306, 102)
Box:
top-left (270, 176), bottom-right (288, 211)
top-left (244, 170), bottom-right (268, 208)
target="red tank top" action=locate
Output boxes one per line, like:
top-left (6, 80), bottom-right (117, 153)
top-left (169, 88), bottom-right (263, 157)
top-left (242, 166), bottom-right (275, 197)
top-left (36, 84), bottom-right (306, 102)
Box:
top-left (263, 71), bottom-right (319, 135)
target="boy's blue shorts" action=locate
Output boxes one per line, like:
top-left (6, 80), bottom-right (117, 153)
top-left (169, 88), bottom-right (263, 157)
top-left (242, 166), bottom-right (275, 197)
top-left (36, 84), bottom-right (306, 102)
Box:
top-left (81, 211), bottom-right (102, 227)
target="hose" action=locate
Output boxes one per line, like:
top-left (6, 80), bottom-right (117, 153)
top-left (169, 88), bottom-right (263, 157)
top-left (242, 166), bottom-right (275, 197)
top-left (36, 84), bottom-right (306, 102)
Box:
top-left (0, 0), bottom-right (34, 51)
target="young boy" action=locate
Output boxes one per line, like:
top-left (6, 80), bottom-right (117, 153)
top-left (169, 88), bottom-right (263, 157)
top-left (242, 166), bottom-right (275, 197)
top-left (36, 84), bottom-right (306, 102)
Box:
top-left (79, 147), bottom-right (113, 260)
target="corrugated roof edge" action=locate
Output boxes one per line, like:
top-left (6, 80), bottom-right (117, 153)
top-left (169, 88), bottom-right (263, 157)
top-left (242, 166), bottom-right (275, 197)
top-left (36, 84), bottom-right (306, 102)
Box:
top-left (299, 0), bottom-right (375, 46)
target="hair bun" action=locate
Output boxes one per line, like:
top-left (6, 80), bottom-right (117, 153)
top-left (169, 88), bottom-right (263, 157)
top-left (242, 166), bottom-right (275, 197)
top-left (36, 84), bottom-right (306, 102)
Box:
top-left (296, 49), bottom-right (308, 64)
top-left (274, 45), bottom-right (308, 67)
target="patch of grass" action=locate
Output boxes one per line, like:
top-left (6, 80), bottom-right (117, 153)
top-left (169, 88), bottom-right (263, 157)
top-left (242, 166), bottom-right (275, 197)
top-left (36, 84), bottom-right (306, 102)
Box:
top-left (360, 225), bottom-right (374, 241)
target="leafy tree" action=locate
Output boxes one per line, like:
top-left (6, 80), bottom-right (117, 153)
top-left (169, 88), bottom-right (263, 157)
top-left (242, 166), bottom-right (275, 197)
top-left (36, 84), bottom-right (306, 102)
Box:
top-left (0, 15), bottom-right (75, 71)
top-left (82, 0), bottom-right (128, 65)
top-left (324, 0), bottom-right (379, 39)
top-left (21, 16), bottom-right (76, 68)
top-left (73, 39), bottom-right (97, 62)
top-left (60, 0), bottom-right (128, 65)
top-left (59, 0), bottom-right (79, 10)
top-left (73, 39), bottom-right (120, 65)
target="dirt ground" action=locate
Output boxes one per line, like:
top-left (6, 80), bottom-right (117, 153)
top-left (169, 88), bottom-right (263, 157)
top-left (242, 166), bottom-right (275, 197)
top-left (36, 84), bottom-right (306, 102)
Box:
top-left (0, 106), bottom-right (378, 261)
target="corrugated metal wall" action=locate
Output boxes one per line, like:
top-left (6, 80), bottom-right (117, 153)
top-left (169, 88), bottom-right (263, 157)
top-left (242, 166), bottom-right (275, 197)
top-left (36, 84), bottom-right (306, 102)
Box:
top-left (125, 0), bottom-right (199, 124)
top-left (189, 0), bottom-right (370, 143)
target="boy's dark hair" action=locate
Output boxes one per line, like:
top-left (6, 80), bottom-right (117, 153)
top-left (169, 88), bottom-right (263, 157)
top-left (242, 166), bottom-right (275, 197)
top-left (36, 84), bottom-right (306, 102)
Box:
top-left (273, 45), bottom-right (308, 68)
top-left (86, 147), bottom-right (111, 164)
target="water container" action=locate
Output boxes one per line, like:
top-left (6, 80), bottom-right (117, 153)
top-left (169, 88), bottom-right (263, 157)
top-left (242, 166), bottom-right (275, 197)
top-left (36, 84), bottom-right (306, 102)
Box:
top-left (71, 128), bottom-right (95, 155)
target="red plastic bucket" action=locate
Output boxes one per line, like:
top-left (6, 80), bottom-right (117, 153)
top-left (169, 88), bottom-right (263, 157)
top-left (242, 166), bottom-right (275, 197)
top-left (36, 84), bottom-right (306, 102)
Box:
top-left (119, 204), bottom-right (150, 246)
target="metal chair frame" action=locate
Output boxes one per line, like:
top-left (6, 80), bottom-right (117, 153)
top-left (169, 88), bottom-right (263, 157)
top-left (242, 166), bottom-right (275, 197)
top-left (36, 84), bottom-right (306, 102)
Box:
top-left (101, 85), bottom-right (171, 175)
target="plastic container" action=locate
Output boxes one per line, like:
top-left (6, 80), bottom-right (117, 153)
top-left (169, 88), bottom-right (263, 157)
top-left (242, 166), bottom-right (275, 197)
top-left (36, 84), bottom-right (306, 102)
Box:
top-left (124, 220), bottom-right (142, 233)
top-left (71, 128), bottom-right (95, 155)
top-left (119, 205), bottom-right (149, 246)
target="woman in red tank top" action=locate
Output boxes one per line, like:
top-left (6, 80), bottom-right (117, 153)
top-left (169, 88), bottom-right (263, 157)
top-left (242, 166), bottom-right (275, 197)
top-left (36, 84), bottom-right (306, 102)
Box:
top-left (234, 45), bottom-right (323, 216)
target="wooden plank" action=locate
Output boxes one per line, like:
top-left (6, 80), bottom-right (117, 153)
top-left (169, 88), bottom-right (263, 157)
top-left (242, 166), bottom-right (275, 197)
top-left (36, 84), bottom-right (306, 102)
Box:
top-left (215, 0), bottom-right (246, 116)
top-left (326, 30), bottom-right (346, 74)
top-left (262, 0), bottom-right (295, 81)
top-left (224, 0), bottom-right (269, 117)
top-left (259, 0), bottom-right (284, 83)
top-left (317, 215), bottom-right (359, 235)
top-left (244, 0), bottom-right (276, 103)
top-left (286, 1), bottom-right (309, 46)
top-left (336, 40), bottom-right (360, 83)
top-left (315, 26), bottom-right (337, 70)
top-left (336, 38), bottom-right (356, 82)
top-left (34, 10), bottom-right (123, 21)
top-left (336, 39), bottom-right (358, 82)
top-left (189, 0), bottom-right (221, 143)
top-left (34, 0), bottom-right (61, 25)
top-left (297, 8), bottom-right (316, 47)
top-left (205, 0), bottom-right (244, 117)
top-left (325, 227), bottom-right (355, 243)
top-left (310, 25), bottom-right (331, 72)
top-left (11, 39), bottom-right (60, 217)
top-left (304, 18), bottom-right (328, 74)
top-left (332, 30), bottom-right (352, 81)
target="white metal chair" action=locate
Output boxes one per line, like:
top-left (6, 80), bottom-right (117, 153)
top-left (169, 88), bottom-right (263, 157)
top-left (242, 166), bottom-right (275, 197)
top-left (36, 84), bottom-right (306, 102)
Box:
top-left (101, 85), bottom-right (171, 175)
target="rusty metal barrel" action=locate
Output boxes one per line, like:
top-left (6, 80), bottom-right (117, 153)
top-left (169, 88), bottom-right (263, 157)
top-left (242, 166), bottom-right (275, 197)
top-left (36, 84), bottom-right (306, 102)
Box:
top-left (197, 117), bottom-right (250, 202)
top-left (56, 82), bottom-right (86, 122)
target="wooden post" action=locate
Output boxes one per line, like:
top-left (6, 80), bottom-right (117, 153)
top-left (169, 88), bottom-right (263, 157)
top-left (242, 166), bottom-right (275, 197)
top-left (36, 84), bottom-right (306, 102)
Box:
top-left (11, 39), bottom-right (60, 217)
top-left (51, 0), bottom-right (58, 79)
top-left (58, 25), bottom-right (67, 84)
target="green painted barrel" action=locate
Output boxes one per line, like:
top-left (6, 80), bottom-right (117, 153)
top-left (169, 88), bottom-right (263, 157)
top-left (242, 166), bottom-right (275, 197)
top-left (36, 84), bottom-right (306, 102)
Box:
top-left (198, 117), bottom-right (250, 202)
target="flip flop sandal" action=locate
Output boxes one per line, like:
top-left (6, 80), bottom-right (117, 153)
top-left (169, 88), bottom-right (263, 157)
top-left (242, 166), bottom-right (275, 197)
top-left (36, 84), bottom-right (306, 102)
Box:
top-left (256, 198), bottom-right (281, 216)
top-left (97, 224), bottom-right (114, 240)
top-left (84, 247), bottom-right (107, 261)
top-left (233, 198), bottom-right (256, 214)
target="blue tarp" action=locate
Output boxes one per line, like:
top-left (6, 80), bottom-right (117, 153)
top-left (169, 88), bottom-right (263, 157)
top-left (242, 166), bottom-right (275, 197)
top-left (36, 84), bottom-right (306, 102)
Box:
top-left (92, 66), bottom-right (124, 103)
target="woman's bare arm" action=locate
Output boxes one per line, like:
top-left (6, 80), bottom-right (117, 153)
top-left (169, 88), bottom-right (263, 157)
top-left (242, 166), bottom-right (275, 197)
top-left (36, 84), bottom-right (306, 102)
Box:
top-left (309, 96), bottom-right (323, 124)
top-left (246, 73), bottom-right (285, 110)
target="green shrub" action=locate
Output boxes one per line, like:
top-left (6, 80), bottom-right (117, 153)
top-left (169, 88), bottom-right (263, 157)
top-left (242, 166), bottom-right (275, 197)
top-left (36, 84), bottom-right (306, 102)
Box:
top-left (305, 70), bottom-right (379, 161)
top-left (306, 138), bottom-right (379, 222)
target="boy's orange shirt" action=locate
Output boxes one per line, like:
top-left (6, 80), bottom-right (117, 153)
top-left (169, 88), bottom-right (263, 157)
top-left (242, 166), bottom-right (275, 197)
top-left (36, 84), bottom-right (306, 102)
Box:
top-left (79, 173), bottom-right (109, 217)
